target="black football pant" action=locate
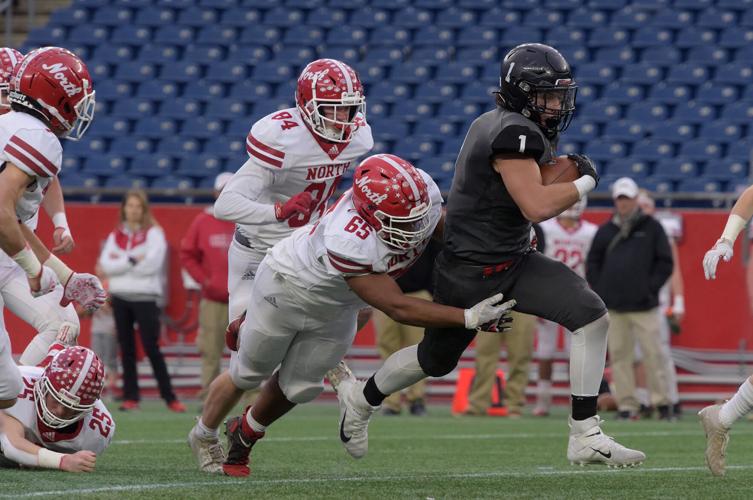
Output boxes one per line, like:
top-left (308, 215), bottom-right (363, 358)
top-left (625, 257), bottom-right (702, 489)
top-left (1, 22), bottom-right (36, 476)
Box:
top-left (417, 250), bottom-right (606, 377)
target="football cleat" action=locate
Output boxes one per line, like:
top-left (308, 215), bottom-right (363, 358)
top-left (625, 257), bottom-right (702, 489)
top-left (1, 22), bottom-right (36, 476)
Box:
top-left (222, 411), bottom-right (264, 477)
top-left (567, 416), bottom-right (646, 467)
top-left (328, 361), bottom-right (379, 459)
top-left (188, 420), bottom-right (226, 474)
top-left (698, 404), bottom-right (729, 476)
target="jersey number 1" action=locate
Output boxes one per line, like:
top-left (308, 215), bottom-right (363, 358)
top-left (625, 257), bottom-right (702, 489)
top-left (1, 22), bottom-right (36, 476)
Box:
top-left (518, 135), bottom-right (527, 153)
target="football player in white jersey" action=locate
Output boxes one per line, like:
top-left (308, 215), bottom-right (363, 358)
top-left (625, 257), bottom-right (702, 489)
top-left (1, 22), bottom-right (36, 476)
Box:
top-left (215, 58), bottom-right (374, 326)
top-left (699, 182), bottom-right (753, 475)
top-left (533, 198), bottom-right (597, 416)
top-left (0, 345), bottom-right (114, 472)
top-left (0, 47), bottom-right (81, 367)
top-left (0, 47), bottom-right (107, 410)
top-left (189, 155), bottom-right (515, 476)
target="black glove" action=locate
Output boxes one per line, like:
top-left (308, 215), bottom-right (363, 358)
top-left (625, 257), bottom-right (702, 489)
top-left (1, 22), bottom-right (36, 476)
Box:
top-left (568, 154), bottom-right (599, 188)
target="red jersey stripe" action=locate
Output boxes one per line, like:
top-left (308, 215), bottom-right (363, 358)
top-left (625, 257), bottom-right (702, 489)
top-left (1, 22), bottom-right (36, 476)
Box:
top-left (246, 142), bottom-right (283, 168)
top-left (327, 252), bottom-right (372, 271)
top-left (4, 144), bottom-right (50, 177)
top-left (9, 135), bottom-right (59, 175)
top-left (247, 133), bottom-right (284, 159)
top-left (328, 256), bottom-right (371, 274)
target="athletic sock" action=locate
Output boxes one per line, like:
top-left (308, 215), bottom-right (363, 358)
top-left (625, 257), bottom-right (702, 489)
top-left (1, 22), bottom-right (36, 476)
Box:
top-left (244, 408), bottom-right (267, 434)
top-left (719, 378), bottom-right (753, 428)
top-left (571, 395), bottom-right (598, 421)
top-left (363, 376), bottom-right (387, 407)
top-left (196, 418), bottom-right (219, 439)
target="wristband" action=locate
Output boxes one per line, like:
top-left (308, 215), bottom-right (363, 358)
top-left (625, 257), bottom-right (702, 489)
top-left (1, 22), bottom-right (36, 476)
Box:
top-left (37, 448), bottom-right (64, 469)
top-left (44, 253), bottom-right (74, 284)
top-left (11, 246), bottom-right (42, 278)
top-left (720, 214), bottom-right (747, 244)
top-left (573, 176), bottom-right (596, 198)
top-left (51, 212), bottom-right (69, 230)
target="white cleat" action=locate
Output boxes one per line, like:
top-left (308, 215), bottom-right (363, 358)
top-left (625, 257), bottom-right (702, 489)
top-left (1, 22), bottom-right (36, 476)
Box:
top-left (188, 420), bottom-right (226, 474)
top-left (567, 415), bottom-right (646, 467)
top-left (698, 404), bottom-right (729, 477)
top-left (328, 361), bottom-right (379, 459)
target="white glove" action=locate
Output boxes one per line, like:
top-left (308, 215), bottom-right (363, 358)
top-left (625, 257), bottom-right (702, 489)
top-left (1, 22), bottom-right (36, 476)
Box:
top-left (29, 266), bottom-right (59, 298)
top-left (702, 238), bottom-right (734, 280)
top-left (61, 273), bottom-right (108, 313)
top-left (55, 321), bottom-right (80, 344)
top-left (464, 293), bottom-right (517, 332)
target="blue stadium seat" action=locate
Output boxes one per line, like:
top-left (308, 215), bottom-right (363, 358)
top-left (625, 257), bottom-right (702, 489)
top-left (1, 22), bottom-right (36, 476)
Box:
top-left (743, 8), bottom-right (753, 27)
top-left (601, 82), bottom-right (644, 105)
top-left (204, 137), bottom-right (245, 156)
top-left (720, 101), bottom-right (753, 124)
top-left (366, 102), bottom-right (389, 120)
top-left (92, 45), bottom-right (134, 63)
top-left (479, 8), bottom-right (520, 27)
top-left (434, 63), bottom-right (477, 84)
top-left (138, 44), bottom-right (179, 64)
top-left (82, 154), bottom-right (126, 177)
top-left (674, 0), bottom-right (714, 9)
top-left (675, 27), bottom-right (716, 48)
top-left (178, 7), bottom-right (218, 27)
top-left (579, 100), bottom-right (623, 122)
top-left (414, 0), bottom-right (453, 8)
top-left (133, 7), bottom-right (176, 26)
top-left (710, 159), bottom-right (749, 180)
top-left (584, 139), bottom-right (627, 161)
top-left (369, 26), bottom-right (411, 46)
top-left (390, 63), bottom-right (433, 84)
top-left (588, 27), bottom-right (630, 47)
top-left (567, 8), bottom-right (607, 28)
top-left (456, 27), bottom-right (498, 46)
top-left (105, 175), bottom-right (148, 189)
top-left (696, 82), bottom-right (738, 105)
top-left (632, 27), bottom-right (673, 48)
top-left (196, 26), bottom-right (237, 45)
top-left (500, 27), bottom-right (543, 47)
top-left (593, 47), bottom-right (634, 64)
top-left (576, 63), bottom-right (617, 85)
top-left (68, 25), bottom-right (108, 46)
top-left (439, 136), bottom-right (465, 155)
top-left (306, 7), bottom-right (347, 28)
top-left (136, 80), bottom-right (179, 100)
top-left (400, 101), bottom-right (435, 122)
top-left (654, 159), bottom-right (700, 180)
top-left (263, 8), bottom-right (305, 27)
top-left (360, 64), bottom-right (388, 85)
top-left (153, 26), bottom-right (195, 45)
top-left (285, 0), bottom-right (320, 8)
top-left (318, 45), bottom-right (361, 65)
top-left (25, 26), bottom-right (67, 46)
top-left (651, 8), bottom-right (693, 28)
top-left (672, 101), bottom-right (716, 123)
top-left (719, 28), bottom-right (753, 49)
top-left (641, 47), bottom-right (680, 65)
top-left (619, 63), bottom-right (663, 85)
top-left (602, 119), bottom-right (645, 141)
top-left (110, 137), bottom-right (154, 155)
top-left (151, 176), bottom-right (195, 191)
top-left (666, 64), bottom-right (709, 85)
top-left (50, 7), bottom-right (89, 27)
top-left (88, 62), bottom-right (112, 80)
top-left (228, 81), bottom-right (273, 103)
top-left (524, 8), bottom-right (565, 29)
top-left (679, 140), bottom-right (724, 161)
top-left (283, 27), bottom-right (324, 46)
top-left (60, 172), bottom-right (99, 189)
top-left (87, 117), bottom-right (131, 139)
top-left (203, 98), bottom-right (247, 120)
top-left (367, 81), bottom-right (411, 103)
top-left (182, 118), bottom-right (225, 139)
top-left (157, 137), bottom-right (201, 157)
top-left (611, 7), bottom-right (649, 28)
top-left (676, 178), bottom-right (722, 193)
top-left (605, 159), bottom-right (649, 179)
top-left (567, 121), bottom-right (599, 142)
top-left (361, 47), bottom-right (402, 65)
top-left (631, 139), bottom-right (675, 161)
top-left (90, 7), bottom-right (131, 27)
top-left (435, 7), bottom-right (476, 27)
top-left (648, 83), bottom-right (692, 104)
top-left (715, 63), bottom-right (753, 85)
top-left (239, 27), bottom-right (281, 44)
top-left (649, 121), bottom-right (695, 143)
top-left (203, 61), bottom-right (247, 83)
top-left (408, 47), bottom-right (450, 64)
top-left (347, 7), bottom-right (390, 28)
top-left (134, 118), bottom-right (179, 139)
top-left (227, 45), bottom-right (272, 64)
top-left (160, 61), bottom-right (203, 83)
top-left (455, 47), bottom-right (498, 65)
top-left (439, 101), bottom-right (483, 123)
top-left (368, 119), bottom-right (409, 142)
top-left (391, 7), bottom-right (433, 28)
top-left (413, 27), bottom-right (454, 46)
top-left (252, 62), bottom-right (294, 83)
top-left (460, 82), bottom-right (495, 103)
top-left (110, 25), bottom-right (152, 46)
top-left (326, 26), bottom-right (368, 46)
top-left (698, 121), bottom-right (742, 143)
top-left (686, 46), bottom-right (729, 65)
top-left (112, 98), bottom-right (156, 119)
top-left (697, 8), bottom-right (737, 29)
top-left (413, 121), bottom-right (456, 140)
top-left (546, 27), bottom-right (587, 47)
top-left (220, 7), bottom-right (262, 27)
top-left (640, 177), bottom-right (675, 193)
top-left (175, 154), bottom-right (225, 178)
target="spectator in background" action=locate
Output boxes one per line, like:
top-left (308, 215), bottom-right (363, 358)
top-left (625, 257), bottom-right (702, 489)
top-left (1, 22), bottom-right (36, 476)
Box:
top-left (586, 177), bottom-right (674, 420)
top-left (98, 190), bottom-right (185, 413)
top-left (374, 239), bottom-right (442, 416)
top-left (465, 225), bottom-right (544, 417)
top-left (636, 190), bottom-right (684, 418)
top-left (533, 198), bottom-right (598, 416)
top-left (180, 172), bottom-right (235, 403)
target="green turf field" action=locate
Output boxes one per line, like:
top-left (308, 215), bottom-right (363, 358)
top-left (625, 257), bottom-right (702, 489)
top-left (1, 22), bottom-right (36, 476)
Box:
top-left (1, 401), bottom-right (751, 499)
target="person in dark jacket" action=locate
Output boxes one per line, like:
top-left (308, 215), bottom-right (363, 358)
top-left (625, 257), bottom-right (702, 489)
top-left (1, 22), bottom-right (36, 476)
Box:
top-left (586, 177), bottom-right (674, 420)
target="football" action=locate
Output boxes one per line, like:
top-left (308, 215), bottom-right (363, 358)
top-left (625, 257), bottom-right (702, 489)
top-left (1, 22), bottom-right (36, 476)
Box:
top-left (540, 155), bottom-right (580, 185)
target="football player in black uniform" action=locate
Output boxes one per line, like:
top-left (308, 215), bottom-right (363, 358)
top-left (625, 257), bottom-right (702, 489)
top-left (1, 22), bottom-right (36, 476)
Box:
top-left (329, 43), bottom-right (645, 467)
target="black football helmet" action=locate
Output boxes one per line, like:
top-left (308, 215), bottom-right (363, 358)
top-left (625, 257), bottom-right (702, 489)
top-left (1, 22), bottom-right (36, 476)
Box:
top-left (496, 43), bottom-right (577, 138)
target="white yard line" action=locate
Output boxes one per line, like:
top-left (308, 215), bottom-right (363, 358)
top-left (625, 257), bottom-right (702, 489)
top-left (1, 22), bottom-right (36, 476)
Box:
top-left (5, 465), bottom-right (752, 498)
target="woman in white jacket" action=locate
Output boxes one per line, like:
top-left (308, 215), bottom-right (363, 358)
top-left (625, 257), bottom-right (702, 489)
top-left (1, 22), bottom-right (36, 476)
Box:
top-left (98, 190), bottom-right (185, 413)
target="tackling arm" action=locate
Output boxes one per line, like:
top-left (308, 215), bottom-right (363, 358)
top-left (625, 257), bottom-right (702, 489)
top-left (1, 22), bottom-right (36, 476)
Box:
top-left (41, 177), bottom-right (74, 254)
top-left (494, 157), bottom-right (581, 223)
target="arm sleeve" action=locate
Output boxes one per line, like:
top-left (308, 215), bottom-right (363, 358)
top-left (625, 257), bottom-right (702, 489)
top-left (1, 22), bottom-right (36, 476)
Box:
top-left (131, 227), bottom-right (167, 276)
top-left (97, 234), bottom-right (131, 276)
top-left (179, 216), bottom-right (207, 285)
top-left (649, 221), bottom-right (675, 293)
top-left (491, 124), bottom-right (546, 163)
top-left (2, 128), bottom-right (62, 179)
top-left (213, 159), bottom-right (278, 225)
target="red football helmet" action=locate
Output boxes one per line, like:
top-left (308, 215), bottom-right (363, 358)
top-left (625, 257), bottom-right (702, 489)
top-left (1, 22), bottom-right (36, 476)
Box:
top-left (0, 47), bottom-right (22, 113)
top-left (9, 46), bottom-right (95, 140)
top-left (35, 346), bottom-right (105, 429)
top-left (352, 154), bottom-right (433, 250)
top-left (295, 58), bottom-right (365, 143)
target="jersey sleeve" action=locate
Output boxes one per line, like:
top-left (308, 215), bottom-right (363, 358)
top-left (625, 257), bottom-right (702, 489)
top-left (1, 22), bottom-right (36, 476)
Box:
top-left (245, 114), bottom-right (288, 171)
top-left (2, 127), bottom-right (62, 178)
top-left (490, 122), bottom-right (546, 162)
top-left (213, 158), bottom-right (279, 225)
top-left (323, 218), bottom-right (375, 277)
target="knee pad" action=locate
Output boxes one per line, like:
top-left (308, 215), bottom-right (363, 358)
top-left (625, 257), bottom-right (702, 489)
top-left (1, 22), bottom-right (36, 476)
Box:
top-left (278, 378), bottom-right (323, 404)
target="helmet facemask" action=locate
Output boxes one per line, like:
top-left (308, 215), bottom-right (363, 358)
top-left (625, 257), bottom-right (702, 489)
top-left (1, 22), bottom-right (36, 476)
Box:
top-left (64, 86), bottom-right (96, 141)
top-left (34, 376), bottom-right (95, 429)
top-left (374, 199), bottom-right (433, 250)
top-left (303, 89), bottom-right (365, 143)
top-left (524, 80), bottom-right (577, 136)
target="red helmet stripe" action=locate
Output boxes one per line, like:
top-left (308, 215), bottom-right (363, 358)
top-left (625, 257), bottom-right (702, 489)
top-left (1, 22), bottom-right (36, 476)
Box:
top-left (8, 135), bottom-right (59, 175)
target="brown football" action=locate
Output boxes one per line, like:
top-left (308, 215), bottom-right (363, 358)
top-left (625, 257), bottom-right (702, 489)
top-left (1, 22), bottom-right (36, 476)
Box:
top-left (540, 155), bottom-right (580, 185)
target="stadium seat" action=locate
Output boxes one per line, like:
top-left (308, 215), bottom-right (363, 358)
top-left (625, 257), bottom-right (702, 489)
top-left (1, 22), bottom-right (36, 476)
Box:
top-left (391, 7), bottom-right (433, 28)
top-left (157, 137), bottom-right (201, 157)
top-left (593, 47), bottom-right (635, 64)
top-left (675, 27), bottom-right (716, 48)
top-left (715, 63), bottom-right (753, 85)
top-left (400, 101), bottom-right (435, 122)
top-left (110, 137), bottom-right (154, 155)
top-left (583, 139), bottom-right (627, 161)
top-left (178, 7), bottom-right (218, 27)
top-left (307, 7), bottom-right (347, 28)
top-left (601, 82), bottom-right (644, 105)
top-left (651, 8), bottom-right (693, 29)
top-left (653, 159), bottom-right (700, 180)
top-left (640, 47), bottom-right (680, 65)
top-left (369, 26), bottom-right (411, 46)
top-left (576, 63), bottom-right (617, 85)
top-left (204, 62), bottom-right (248, 83)
top-left (182, 118), bottom-right (225, 139)
top-left (128, 154), bottom-right (175, 178)
top-left (695, 82), bottom-right (738, 105)
top-left (435, 7), bottom-right (476, 27)
top-left (632, 27), bottom-right (672, 48)
top-left (112, 98), bottom-right (157, 120)
top-left (413, 121), bottom-right (456, 140)
top-left (160, 62), bottom-right (203, 83)
top-left (588, 27), bottom-right (629, 47)
top-left (649, 121), bottom-right (695, 143)
top-left (391, 64), bottom-right (434, 85)
top-left (686, 46), bottom-right (729, 65)
top-left (456, 27), bottom-right (498, 46)
top-left (82, 154), bottom-right (128, 177)
top-left (605, 159), bottom-right (649, 178)
top-left (500, 27), bottom-right (543, 47)
top-left (134, 118), bottom-right (179, 139)
top-left (710, 159), bottom-right (749, 180)
top-left (348, 7), bottom-right (390, 28)
top-left (676, 178), bottom-right (722, 193)
top-left (413, 27), bottom-right (454, 46)
top-left (579, 100), bottom-right (623, 122)
top-left (631, 139), bottom-right (675, 161)
top-left (720, 101), bottom-right (753, 124)
top-left (139, 44), bottom-right (180, 64)
top-left (105, 175), bottom-right (149, 189)
top-left (625, 102), bottom-right (668, 122)
top-left (602, 120), bottom-right (645, 142)
top-left (648, 83), bottom-right (692, 104)
top-left (133, 7), bottom-right (176, 26)
top-left (719, 28), bottom-right (753, 49)
top-left (679, 140), bottom-right (724, 161)
top-left (672, 101), bottom-right (716, 124)
top-left (239, 27), bottom-right (281, 45)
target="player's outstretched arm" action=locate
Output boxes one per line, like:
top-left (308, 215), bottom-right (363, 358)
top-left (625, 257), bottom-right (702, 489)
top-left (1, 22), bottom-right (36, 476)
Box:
top-left (494, 157), bottom-right (585, 223)
top-left (0, 412), bottom-right (96, 472)
top-left (346, 273), bottom-right (515, 331)
top-left (42, 177), bottom-right (74, 254)
top-left (703, 184), bottom-right (753, 280)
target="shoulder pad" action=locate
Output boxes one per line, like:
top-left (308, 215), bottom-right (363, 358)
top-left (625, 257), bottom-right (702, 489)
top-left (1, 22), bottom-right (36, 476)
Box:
top-left (3, 127), bottom-right (62, 178)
